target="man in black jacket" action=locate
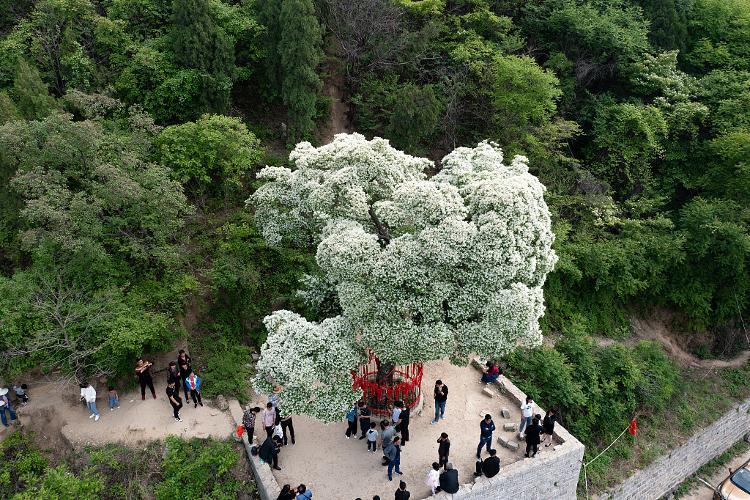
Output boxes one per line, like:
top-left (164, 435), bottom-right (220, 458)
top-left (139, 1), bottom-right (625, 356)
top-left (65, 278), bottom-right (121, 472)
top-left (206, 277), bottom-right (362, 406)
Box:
top-left (258, 435), bottom-right (282, 470)
top-left (473, 448), bottom-right (501, 478)
top-left (432, 380), bottom-right (448, 424)
top-left (439, 463), bottom-right (459, 494)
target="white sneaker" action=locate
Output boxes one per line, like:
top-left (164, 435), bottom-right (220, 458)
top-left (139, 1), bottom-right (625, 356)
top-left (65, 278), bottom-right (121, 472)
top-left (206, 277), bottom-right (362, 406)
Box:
top-left (94, 415), bottom-right (100, 421)
top-left (89, 414), bottom-right (95, 419)
top-left (110, 408), bottom-right (114, 411)
top-left (175, 417), bottom-right (182, 422)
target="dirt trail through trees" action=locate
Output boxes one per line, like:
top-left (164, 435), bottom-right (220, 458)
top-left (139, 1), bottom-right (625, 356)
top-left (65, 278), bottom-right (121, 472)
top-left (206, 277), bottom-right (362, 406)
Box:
top-left (595, 313), bottom-right (750, 369)
top-left (318, 37), bottom-right (351, 143)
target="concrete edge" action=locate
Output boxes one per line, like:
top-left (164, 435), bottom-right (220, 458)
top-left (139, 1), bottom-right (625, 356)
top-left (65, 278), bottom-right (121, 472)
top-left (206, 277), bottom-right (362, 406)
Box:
top-left (229, 399), bottom-right (281, 500)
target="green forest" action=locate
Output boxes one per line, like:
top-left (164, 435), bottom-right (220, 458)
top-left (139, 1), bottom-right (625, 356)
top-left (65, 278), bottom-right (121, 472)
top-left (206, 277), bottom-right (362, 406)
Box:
top-left (0, 0), bottom-right (749, 494)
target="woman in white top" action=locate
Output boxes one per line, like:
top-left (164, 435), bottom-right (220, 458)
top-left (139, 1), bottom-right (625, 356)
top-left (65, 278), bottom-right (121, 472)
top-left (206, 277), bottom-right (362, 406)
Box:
top-left (79, 382), bottom-right (100, 421)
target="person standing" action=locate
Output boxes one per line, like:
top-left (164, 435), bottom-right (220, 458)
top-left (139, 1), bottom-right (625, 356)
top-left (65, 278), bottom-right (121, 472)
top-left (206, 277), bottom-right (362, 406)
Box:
top-left (384, 436), bottom-right (403, 481)
top-left (166, 380), bottom-right (183, 422)
top-left (439, 463), bottom-right (459, 494)
top-left (345, 404), bottom-right (358, 438)
top-left (280, 413), bottom-right (295, 445)
top-left (541, 409), bottom-right (557, 447)
top-left (395, 480), bottom-right (410, 500)
top-left (432, 380), bottom-right (448, 424)
top-left (79, 382), bottom-right (100, 421)
top-left (519, 396), bottom-right (534, 439)
top-left (474, 448), bottom-right (501, 478)
top-left (135, 358), bottom-right (157, 400)
top-left (524, 416), bottom-right (542, 458)
top-left (177, 349), bottom-right (192, 370)
top-left (259, 435), bottom-right (282, 471)
top-left (425, 462), bottom-right (441, 495)
top-left (397, 404), bottom-right (410, 446)
top-left (262, 402), bottom-right (276, 438)
top-left (0, 388), bottom-right (18, 427)
top-left (185, 371), bottom-right (203, 408)
top-left (391, 400), bottom-right (403, 426)
top-left (242, 405), bottom-right (261, 442)
top-left (108, 386), bottom-right (120, 411)
top-left (437, 432), bottom-right (450, 470)
top-left (366, 422), bottom-right (378, 452)
top-left (358, 401), bottom-right (371, 440)
top-left (381, 420), bottom-right (395, 466)
top-left (476, 414), bottom-right (495, 459)
top-left (178, 361), bottom-right (192, 404)
top-left (167, 361), bottom-right (180, 384)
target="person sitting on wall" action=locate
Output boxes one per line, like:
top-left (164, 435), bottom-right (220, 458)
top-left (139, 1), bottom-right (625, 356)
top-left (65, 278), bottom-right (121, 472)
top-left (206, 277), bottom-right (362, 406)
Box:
top-left (481, 361), bottom-right (501, 384)
top-left (439, 462), bottom-right (459, 494)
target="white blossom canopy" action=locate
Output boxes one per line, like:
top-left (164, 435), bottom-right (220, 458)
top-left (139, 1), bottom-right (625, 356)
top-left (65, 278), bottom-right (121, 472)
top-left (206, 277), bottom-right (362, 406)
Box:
top-left (249, 134), bottom-right (557, 421)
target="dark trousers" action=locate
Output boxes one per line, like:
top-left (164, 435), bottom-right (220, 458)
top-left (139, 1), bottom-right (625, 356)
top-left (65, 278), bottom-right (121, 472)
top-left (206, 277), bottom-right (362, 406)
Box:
top-left (477, 435), bottom-right (492, 458)
top-left (400, 424), bottom-right (409, 444)
top-left (439, 454), bottom-right (449, 469)
top-left (281, 418), bottom-right (295, 445)
top-left (189, 389), bottom-right (202, 405)
top-left (265, 425), bottom-right (274, 438)
top-left (171, 402), bottom-right (182, 419)
top-left (368, 440), bottom-right (376, 451)
top-left (526, 442), bottom-right (538, 457)
top-left (140, 376), bottom-right (155, 398)
top-left (345, 420), bottom-right (357, 437)
top-left (182, 380), bottom-right (191, 402)
top-left (359, 418), bottom-right (370, 438)
top-left (269, 453), bottom-right (278, 468)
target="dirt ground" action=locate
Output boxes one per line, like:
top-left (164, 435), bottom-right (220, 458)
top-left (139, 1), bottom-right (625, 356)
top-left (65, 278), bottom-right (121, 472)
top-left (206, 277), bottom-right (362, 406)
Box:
top-left (248, 359), bottom-right (556, 500)
top-left (1, 377), bottom-right (233, 450)
top-left (681, 447), bottom-right (750, 499)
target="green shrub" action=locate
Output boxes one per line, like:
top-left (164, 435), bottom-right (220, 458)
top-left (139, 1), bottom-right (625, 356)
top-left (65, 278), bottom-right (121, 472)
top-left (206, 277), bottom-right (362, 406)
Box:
top-left (155, 437), bottom-right (242, 500)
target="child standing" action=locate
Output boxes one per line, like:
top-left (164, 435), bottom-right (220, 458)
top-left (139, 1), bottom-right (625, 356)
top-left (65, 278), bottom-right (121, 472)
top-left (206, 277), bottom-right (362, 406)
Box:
top-left (366, 422), bottom-right (378, 452)
top-left (13, 384), bottom-right (29, 406)
top-left (185, 371), bottom-right (203, 408)
top-left (108, 386), bottom-right (120, 411)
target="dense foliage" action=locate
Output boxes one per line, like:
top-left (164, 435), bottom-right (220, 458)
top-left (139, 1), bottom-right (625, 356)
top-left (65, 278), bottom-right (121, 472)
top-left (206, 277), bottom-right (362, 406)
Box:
top-left (0, 432), bottom-right (251, 499)
top-left (0, 0), bottom-right (749, 492)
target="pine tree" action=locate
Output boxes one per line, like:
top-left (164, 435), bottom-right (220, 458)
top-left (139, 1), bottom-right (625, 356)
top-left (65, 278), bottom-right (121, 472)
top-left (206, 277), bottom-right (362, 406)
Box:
top-left (639, 0), bottom-right (687, 52)
top-left (279, 0), bottom-right (323, 143)
top-left (171, 0), bottom-right (233, 113)
top-left (12, 59), bottom-right (57, 121)
top-left (258, 0), bottom-right (282, 98)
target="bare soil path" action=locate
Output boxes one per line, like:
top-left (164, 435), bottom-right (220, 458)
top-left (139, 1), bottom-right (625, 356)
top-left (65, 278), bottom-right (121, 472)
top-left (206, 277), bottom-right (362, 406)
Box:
top-left (317, 37), bottom-right (351, 144)
top-left (593, 312), bottom-right (750, 369)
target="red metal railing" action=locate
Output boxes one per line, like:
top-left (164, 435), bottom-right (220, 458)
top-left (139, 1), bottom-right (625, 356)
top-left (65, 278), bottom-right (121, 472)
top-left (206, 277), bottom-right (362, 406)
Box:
top-left (352, 352), bottom-right (423, 416)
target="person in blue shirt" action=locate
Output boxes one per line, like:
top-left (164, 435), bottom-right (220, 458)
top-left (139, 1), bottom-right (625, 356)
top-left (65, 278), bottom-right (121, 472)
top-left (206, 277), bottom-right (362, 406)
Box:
top-left (295, 484), bottom-right (312, 499)
top-left (345, 404), bottom-right (358, 438)
top-left (184, 370), bottom-right (203, 408)
top-left (476, 414), bottom-right (496, 459)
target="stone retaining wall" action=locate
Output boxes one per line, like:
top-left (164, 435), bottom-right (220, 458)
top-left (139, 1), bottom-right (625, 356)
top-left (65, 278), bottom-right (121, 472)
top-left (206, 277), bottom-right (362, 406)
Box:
top-left (428, 360), bottom-right (585, 500)
top-left (601, 397), bottom-right (750, 500)
top-left (228, 400), bottom-right (280, 500)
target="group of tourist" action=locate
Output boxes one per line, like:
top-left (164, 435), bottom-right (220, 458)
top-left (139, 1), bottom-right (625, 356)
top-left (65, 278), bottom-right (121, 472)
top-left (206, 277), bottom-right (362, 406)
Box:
top-left (244, 359), bottom-right (558, 498)
top-left (74, 349), bottom-right (205, 424)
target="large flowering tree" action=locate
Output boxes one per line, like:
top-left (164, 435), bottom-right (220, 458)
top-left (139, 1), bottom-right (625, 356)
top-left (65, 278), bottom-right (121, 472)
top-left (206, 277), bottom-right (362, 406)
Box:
top-left (250, 134), bottom-right (557, 421)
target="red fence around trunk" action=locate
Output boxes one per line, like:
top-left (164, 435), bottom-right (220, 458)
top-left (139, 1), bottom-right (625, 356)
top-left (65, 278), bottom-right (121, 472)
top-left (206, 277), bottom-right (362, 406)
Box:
top-left (352, 352), bottom-right (423, 416)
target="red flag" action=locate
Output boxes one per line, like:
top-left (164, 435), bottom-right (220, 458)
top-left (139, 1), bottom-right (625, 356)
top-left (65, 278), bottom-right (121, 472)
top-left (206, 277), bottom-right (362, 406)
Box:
top-left (237, 425), bottom-right (245, 438)
top-left (628, 418), bottom-right (637, 436)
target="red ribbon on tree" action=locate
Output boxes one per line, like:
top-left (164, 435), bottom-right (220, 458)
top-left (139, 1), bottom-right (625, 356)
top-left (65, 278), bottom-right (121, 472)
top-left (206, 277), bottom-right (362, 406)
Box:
top-left (628, 418), bottom-right (637, 436)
